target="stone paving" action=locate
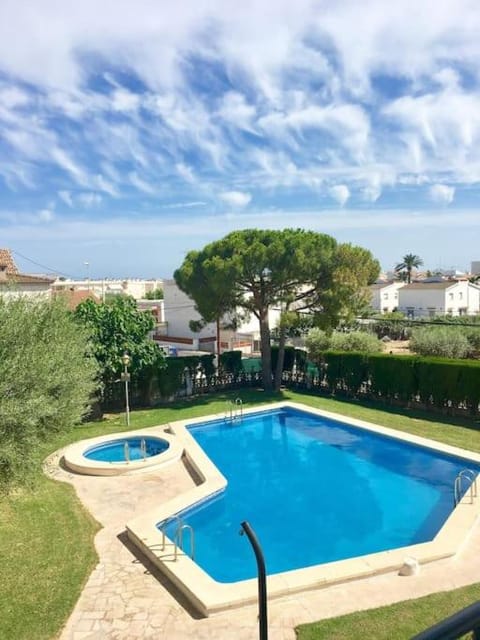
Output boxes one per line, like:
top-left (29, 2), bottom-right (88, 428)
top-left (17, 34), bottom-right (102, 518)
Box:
top-left (47, 446), bottom-right (480, 640)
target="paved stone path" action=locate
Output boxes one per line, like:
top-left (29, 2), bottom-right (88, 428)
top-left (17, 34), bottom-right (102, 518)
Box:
top-left (47, 446), bottom-right (480, 640)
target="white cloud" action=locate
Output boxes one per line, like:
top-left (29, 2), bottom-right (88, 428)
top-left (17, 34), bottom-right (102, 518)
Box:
top-left (175, 163), bottom-right (196, 184)
top-left (219, 191), bottom-right (252, 208)
top-left (429, 184), bottom-right (455, 205)
top-left (58, 190), bottom-right (73, 207)
top-left (111, 88), bottom-right (140, 112)
top-left (128, 171), bottom-right (156, 195)
top-left (38, 208), bottom-right (54, 222)
top-left (78, 192), bottom-right (102, 207)
top-left (94, 174), bottom-right (119, 197)
top-left (329, 184), bottom-right (350, 207)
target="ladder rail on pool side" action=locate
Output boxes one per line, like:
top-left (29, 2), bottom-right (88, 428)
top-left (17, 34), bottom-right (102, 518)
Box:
top-left (225, 398), bottom-right (243, 424)
top-left (140, 437), bottom-right (147, 461)
top-left (160, 514), bottom-right (183, 551)
top-left (174, 523), bottom-right (195, 561)
top-left (454, 469), bottom-right (477, 506)
top-left (123, 441), bottom-right (130, 463)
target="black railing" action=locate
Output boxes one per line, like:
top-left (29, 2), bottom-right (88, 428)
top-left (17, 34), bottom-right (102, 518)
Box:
top-left (411, 601), bottom-right (480, 639)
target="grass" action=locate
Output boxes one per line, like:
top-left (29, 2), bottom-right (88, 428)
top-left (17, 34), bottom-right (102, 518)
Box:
top-left (1, 388), bottom-right (480, 639)
top-left (296, 584), bottom-right (480, 639)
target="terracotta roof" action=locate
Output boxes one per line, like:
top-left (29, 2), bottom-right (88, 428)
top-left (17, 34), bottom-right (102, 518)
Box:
top-left (55, 289), bottom-right (99, 310)
top-left (0, 249), bottom-right (18, 274)
top-left (0, 273), bottom-right (54, 285)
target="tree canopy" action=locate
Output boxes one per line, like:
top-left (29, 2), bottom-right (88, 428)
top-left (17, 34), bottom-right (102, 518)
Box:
top-left (74, 295), bottom-right (163, 389)
top-left (174, 228), bottom-right (380, 391)
top-left (395, 253), bottom-right (423, 283)
top-left (0, 297), bottom-right (98, 490)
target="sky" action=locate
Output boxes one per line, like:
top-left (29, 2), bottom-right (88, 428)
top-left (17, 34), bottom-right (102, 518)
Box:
top-left (1, 0), bottom-right (480, 279)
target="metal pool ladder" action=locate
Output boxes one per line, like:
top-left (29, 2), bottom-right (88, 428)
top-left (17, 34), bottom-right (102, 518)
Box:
top-left (454, 469), bottom-right (477, 506)
top-left (140, 437), bottom-right (147, 461)
top-left (159, 515), bottom-right (195, 561)
top-left (123, 441), bottom-right (130, 463)
top-left (225, 397), bottom-right (243, 423)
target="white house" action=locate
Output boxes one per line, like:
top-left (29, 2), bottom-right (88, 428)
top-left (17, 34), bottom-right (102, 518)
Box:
top-left (158, 279), bottom-right (281, 354)
top-left (0, 249), bottom-right (54, 298)
top-left (397, 280), bottom-right (480, 318)
top-left (369, 282), bottom-right (405, 314)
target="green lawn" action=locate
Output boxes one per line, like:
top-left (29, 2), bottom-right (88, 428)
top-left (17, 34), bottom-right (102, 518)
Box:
top-left (296, 584), bottom-right (480, 639)
top-left (1, 389), bottom-right (480, 639)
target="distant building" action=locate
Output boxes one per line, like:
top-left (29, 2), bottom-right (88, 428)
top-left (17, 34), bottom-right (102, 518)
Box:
top-left (369, 281), bottom-right (405, 314)
top-left (471, 261), bottom-right (480, 276)
top-left (398, 280), bottom-right (480, 318)
top-left (158, 279), bottom-right (280, 354)
top-left (52, 277), bottom-right (163, 300)
top-left (0, 249), bottom-right (54, 298)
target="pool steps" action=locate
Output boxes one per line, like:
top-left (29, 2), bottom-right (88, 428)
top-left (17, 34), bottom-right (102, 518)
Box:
top-left (224, 397), bottom-right (243, 423)
top-left (454, 469), bottom-right (477, 506)
top-left (160, 515), bottom-right (195, 561)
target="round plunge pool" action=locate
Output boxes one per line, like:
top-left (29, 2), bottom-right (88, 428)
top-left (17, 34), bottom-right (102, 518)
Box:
top-left (63, 431), bottom-right (182, 476)
top-left (84, 436), bottom-right (169, 463)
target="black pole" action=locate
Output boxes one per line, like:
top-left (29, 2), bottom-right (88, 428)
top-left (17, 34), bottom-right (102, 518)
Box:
top-left (240, 521), bottom-right (268, 640)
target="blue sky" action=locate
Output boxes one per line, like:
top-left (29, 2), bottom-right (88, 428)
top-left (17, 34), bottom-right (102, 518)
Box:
top-left (1, 0), bottom-right (480, 278)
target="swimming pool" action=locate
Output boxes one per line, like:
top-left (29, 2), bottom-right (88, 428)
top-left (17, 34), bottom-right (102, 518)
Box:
top-left (84, 436), bottom-right (169, 462)
top-left (159, 406), bottom-right (479, 583)
top-left (126, 402), bottom-right (480, 614)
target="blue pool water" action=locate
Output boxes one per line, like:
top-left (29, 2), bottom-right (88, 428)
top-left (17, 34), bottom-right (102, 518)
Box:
top-left (158, 407), bottom-right (479, 583)
top-left (84, 436), bottom-right (169, 462)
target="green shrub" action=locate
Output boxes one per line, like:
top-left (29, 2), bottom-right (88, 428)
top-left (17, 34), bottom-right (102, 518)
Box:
top-left (329, 331), bottom-right (383, 353)
top-left (410, 327), bottom-right (472, 359)
top-left (294, 348), bottom-right (308, 372)
top-left (199, 354), bottom-right (216, 377)
top-left (368, 354), bottom-right (418, 402)
top-left (0, 297), bottom-right (99, 490)
top-left (271, 345), bottom-right (296, 372)
top-left (157, 358), bottom-right (186, 398)
top-left (219, 350), bottom-right (243, 374)
top-left (305, 328), bottom-right (331, 364)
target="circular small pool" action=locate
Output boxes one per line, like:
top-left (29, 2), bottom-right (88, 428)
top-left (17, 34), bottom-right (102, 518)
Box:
top-left (84, 436), bottom-right (169, 463)
top-left (63, 430), bottom-right (182, 476)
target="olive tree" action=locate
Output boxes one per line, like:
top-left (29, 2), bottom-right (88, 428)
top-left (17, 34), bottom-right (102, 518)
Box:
top-left (0, 296), bottom-right (99, 489)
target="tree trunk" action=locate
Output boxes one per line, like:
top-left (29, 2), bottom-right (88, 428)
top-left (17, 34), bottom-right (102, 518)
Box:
top-left (216, 316), bottom-right (221, 356)
top-left (259, 308), bottom-right (273, 391)
top-left (274, 325), bottom-right (286, 391)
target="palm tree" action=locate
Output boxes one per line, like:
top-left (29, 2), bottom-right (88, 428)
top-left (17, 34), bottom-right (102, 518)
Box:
top-left (395, 254), bottom-right (423, 284)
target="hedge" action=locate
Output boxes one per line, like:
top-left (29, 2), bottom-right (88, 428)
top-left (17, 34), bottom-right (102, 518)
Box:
top-left (317, 351), bottom-right (480, 414)
top-left (101, 350), bottom-right (480, 418)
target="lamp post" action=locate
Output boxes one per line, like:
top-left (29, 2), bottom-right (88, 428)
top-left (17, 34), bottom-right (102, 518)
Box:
top-left (121, 352), bottom-right (131, 426)
top-left (84, 261), bottom-right (90, 292)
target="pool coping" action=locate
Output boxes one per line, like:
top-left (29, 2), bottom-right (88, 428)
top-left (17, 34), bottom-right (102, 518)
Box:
top-left (63, 430), bottom-right (183, 476)
top-left (125, 401), bottom-right (480, 616)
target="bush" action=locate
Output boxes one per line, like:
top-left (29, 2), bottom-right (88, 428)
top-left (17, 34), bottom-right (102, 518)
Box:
top-left (305, 329), bottom-right (331, 365)
top-left (219, 350), bottom-right (243, 375)
top-left (157, 358), bottom-right (186, 398)
top-left (329, 331), bottom-right (383, 353)
top-left (294, 348), bottom-right (308, 372)
top-left (410, 327), bottom-right (472, 359)
top-left (0, 297), bottom-right (99, 490)
top-left (271, 345), bottom-right (296, 372)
